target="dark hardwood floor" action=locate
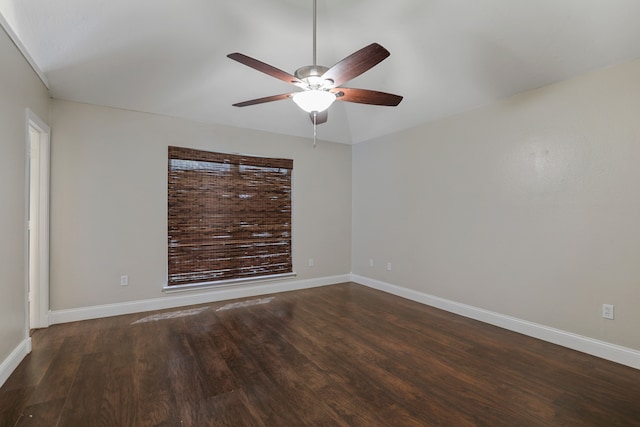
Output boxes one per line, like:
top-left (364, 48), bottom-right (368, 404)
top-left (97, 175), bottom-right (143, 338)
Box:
top-left (1, 282), bottom-right (640, 426)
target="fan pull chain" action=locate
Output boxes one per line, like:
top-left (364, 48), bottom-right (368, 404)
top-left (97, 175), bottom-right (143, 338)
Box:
top-left (313, 111), bottom-right (317, 148)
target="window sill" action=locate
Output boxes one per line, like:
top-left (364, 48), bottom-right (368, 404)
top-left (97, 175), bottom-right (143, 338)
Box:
top-left (162, 272), bottom-right (297, 293)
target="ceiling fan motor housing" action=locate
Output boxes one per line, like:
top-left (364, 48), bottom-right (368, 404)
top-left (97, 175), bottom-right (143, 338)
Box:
top-left (295, 65), bottom-right (333, 89)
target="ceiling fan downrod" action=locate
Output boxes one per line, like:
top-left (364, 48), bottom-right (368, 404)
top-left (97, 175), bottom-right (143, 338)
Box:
top-left (294, 0), bottom-right (328, 86)
top-left (312, 0), bottom-right (317, 66)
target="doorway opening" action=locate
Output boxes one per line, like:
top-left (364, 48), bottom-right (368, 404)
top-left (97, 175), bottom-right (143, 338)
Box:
top-left (26, 109), bottom-right (50, 330)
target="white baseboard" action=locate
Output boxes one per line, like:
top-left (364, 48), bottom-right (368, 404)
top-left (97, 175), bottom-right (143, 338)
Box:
top-left (50, 274), bottom-right (350, 325)
top-left (351, 274), bottom-right (640, 370)
top-left (0, 337), bottom-right (32, 388)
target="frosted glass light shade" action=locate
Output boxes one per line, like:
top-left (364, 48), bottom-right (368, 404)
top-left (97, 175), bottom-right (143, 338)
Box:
top-left (292, 90), bottom-right (336, 113)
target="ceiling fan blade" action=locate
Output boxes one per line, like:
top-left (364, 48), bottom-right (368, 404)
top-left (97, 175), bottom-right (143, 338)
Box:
top-left (333, 88), bottom-right (403, 106)
top-left (309, 110), bottom-right (328, 125)
top-left (227, 53), bottom-right (304, 87)
top-left (232, 93), bottom-right (292, 107)
top-left (321, 43), bottom-right (390, 88)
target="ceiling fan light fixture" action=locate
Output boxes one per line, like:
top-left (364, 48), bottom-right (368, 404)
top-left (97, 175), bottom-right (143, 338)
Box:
top-left (292, 90), bottom-right (336, 113)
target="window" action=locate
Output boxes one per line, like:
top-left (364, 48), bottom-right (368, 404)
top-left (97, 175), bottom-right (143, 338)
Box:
top-left (167, 146), bottom-right (293, 288)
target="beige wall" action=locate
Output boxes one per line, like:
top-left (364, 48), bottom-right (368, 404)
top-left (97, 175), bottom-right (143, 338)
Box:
top-left (49, 99), bottom-right (351, 310)
top-left (0, 26), bottom-right (49, 362)
top-left (353, 58), bottom-right (640, 351)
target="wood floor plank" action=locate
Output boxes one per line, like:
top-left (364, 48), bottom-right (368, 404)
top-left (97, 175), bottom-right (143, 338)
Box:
top-left (0, 386), bottom-right (33, 427)
top-left (26, 335), bottom-right (86, 407)
top-left (97, 327), bottom-right (136, 427)
top-left (313, 289), bottom-right (554, 424)
top-left (182, 314), bottom-right (238, 397)
top-left (206, 313), bottom-right (307, 426)
top-left (15, 398), bottom-right (65, 427)
top-left (2, 282), bottom-right (640, 426)
top-left (278, 291), bottom-right (485, 426)
top-left (225, 306), bottom-right (352, 426)
top-left (243, 298), bottom-right (431, 426)
top-left (131, 315), bottom-right (181, 426)
top-left (56, 351), bottom-right (110, 426)
top-left (196, 390), bottom-right (264, 427)
top-left (219, 311), bottom-right (329, 424)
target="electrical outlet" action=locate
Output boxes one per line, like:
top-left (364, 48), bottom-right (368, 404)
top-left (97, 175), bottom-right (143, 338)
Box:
top-left (386, 262), bottom-right (392, 271)
top-left (602, 304), bottom-right (614, 320)
top-left (120, 275), bottom-right (129, 286)
top-left (369, 259), bottom-right (374, 267)
top-left (308, 258), bottom-right (314, 267)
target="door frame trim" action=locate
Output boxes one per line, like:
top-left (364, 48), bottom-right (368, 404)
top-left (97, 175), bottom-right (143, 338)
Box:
top-left (25, 108), bottom-right (50, 330)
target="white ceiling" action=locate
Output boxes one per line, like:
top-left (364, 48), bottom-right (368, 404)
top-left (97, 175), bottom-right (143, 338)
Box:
top-left (3, 0), bottom-right (640, 144)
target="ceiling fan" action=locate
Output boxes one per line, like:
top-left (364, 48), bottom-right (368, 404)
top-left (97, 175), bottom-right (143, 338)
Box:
top-left (227, 0), bottom-right (403, 127)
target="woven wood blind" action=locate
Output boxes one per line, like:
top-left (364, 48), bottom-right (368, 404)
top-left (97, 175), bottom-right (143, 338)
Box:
top-left (167, 146), bottom-right (293, 287)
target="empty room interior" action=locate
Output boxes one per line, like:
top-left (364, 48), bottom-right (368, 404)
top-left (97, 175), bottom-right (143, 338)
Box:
top-left (2, 1), bottom-right (640, 425)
